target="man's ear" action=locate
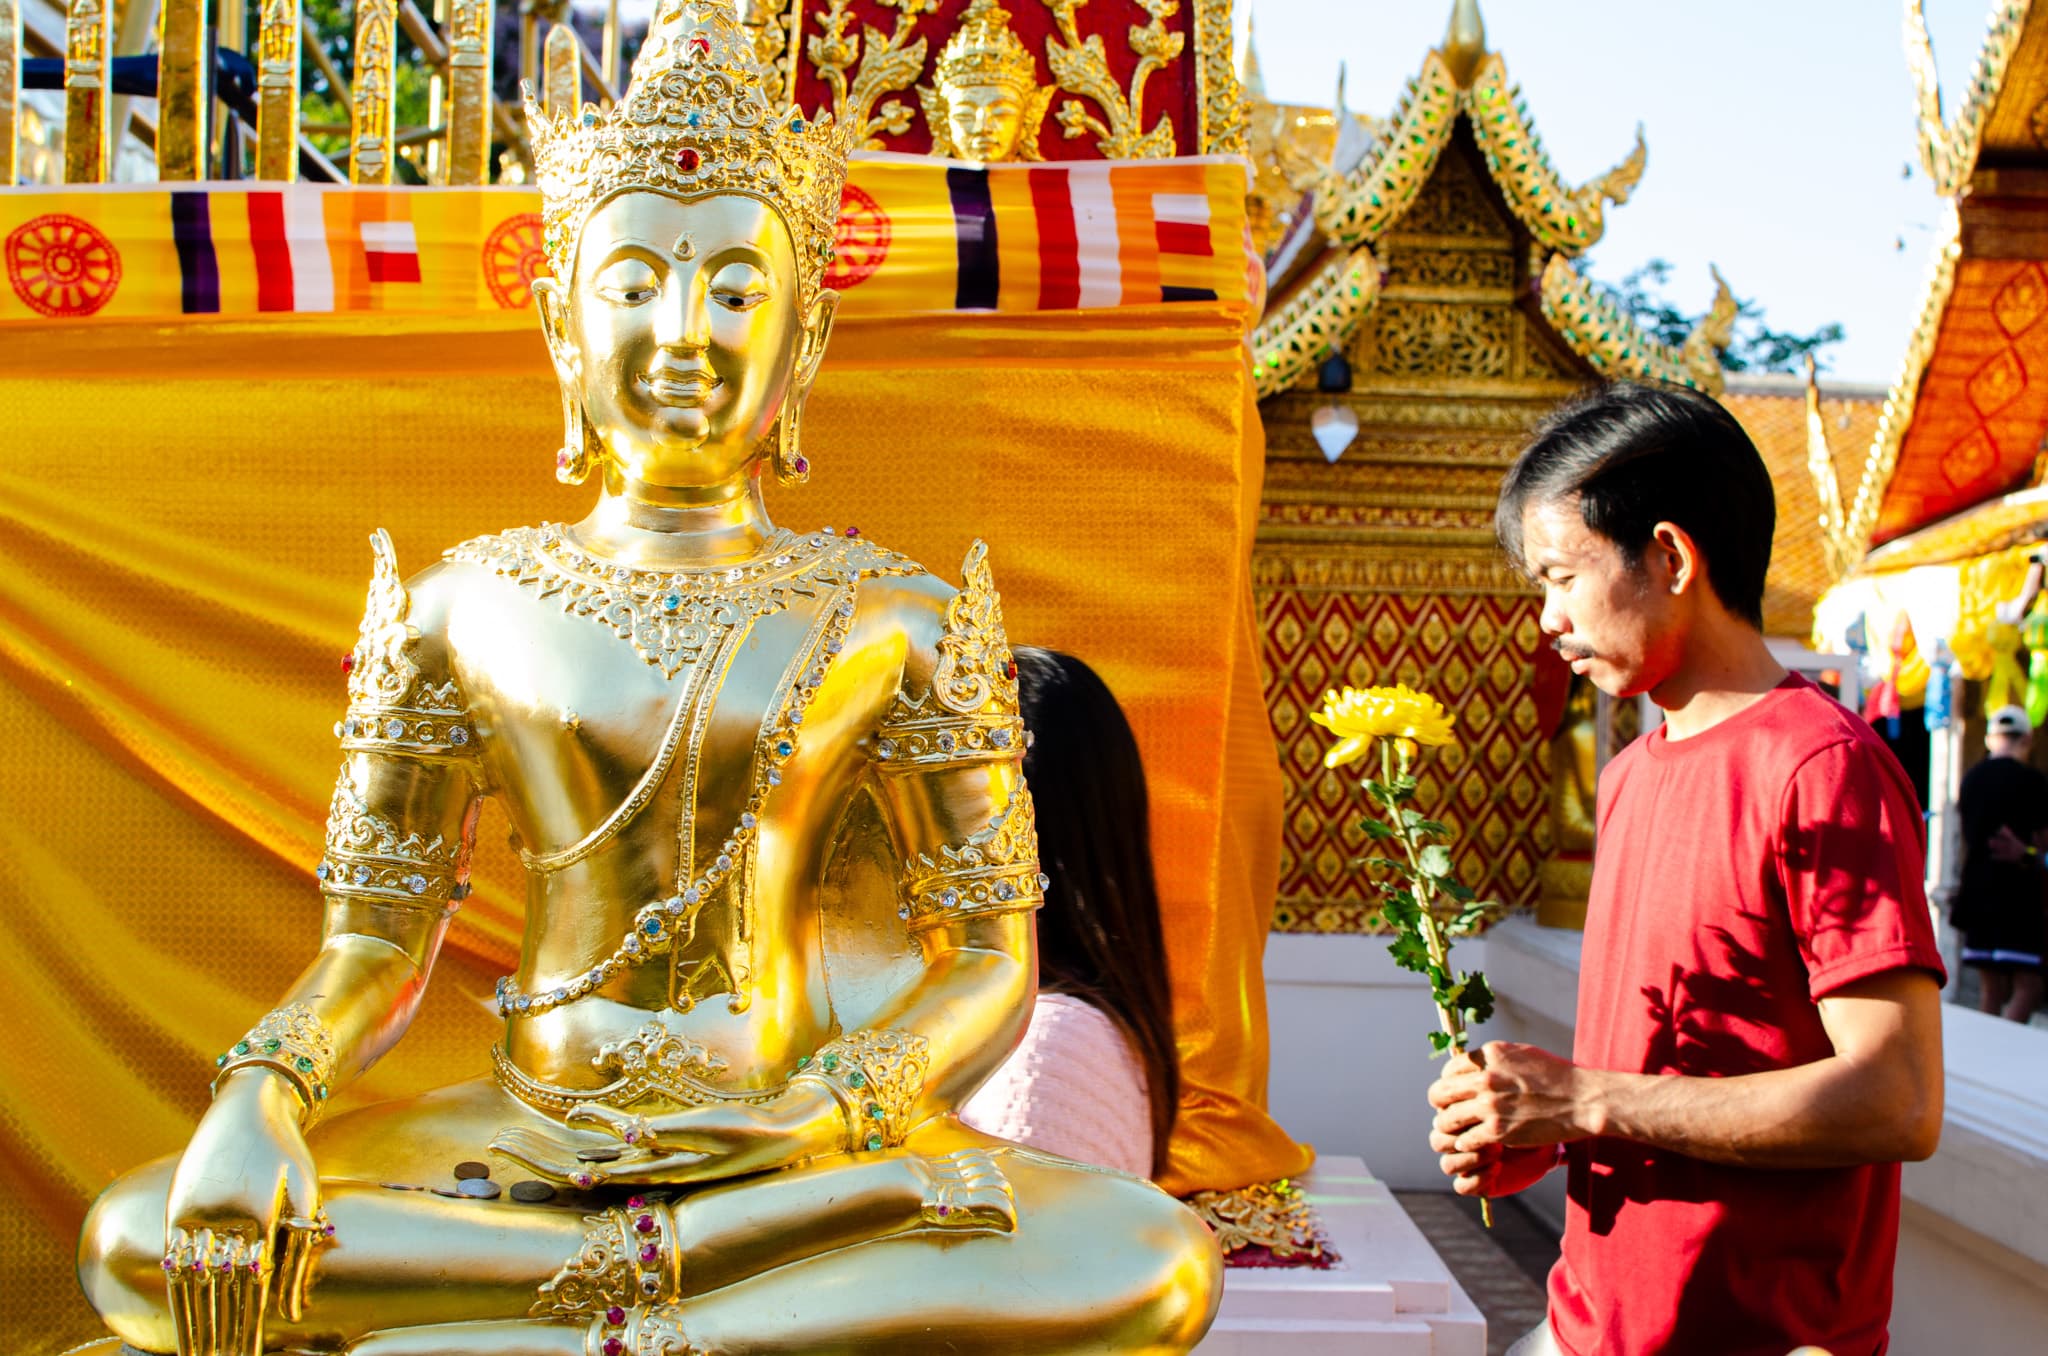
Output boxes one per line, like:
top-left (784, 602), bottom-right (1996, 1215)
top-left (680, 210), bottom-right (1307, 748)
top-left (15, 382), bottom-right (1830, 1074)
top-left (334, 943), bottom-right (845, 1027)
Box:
top-left (1648, 521), bottom-right (1704, 598)
top-left (532, 277), bottom-right (580, 389)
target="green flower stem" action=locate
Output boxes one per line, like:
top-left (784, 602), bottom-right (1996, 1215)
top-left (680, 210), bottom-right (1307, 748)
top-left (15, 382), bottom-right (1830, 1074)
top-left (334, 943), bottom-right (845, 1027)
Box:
top-left (1370, 738), bottom-right (1493, 1227)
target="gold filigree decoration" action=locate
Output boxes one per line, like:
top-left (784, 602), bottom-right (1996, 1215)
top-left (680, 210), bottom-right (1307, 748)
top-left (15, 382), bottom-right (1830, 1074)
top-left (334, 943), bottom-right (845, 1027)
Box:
top-left (1191, 0), bottom-right (1244, 158)
top-left (1251, 246), bottom-right (1381, 399)
top-left (1041, 0), bottom-right (1181, 159)
top-left (901, 787), bottom-right (1046, 930)
top-left (446, 525), bottom-right (920, 678)
top-left (1536, 254), bottom-right (1729, 396)
top-left (1466, 54), bottom-right (1642, 258)
top-left (792, 1028), bottom-right (932, 1150)
top-left (1365, 298), bottom-right (1514, 380)
top-left (319, 774), bottom-right (468, 906)
top-left (1312, 52), bottom-right (1459, 249)
top-left (1182, 1178), bottom-right (1328, 1261)
top-left (1906, 0), bottom-right (2029, 197)
top-left (917, 0), bottom-right (1054, 160)
top-left (530, 0), bottom-right (851, 301)
top-left (930, 540), bottom-right (1019, 716)
top-left (806, 0), bottom-right (936, 148)
top-left (532, 1199), bottom-right (679, 1320)
top-left (1841, 201), bottom-right (1965, 560)
top-left (349, 0), bottom-right (397, 185)
top-left (738, 0), bottom-right (794, 107)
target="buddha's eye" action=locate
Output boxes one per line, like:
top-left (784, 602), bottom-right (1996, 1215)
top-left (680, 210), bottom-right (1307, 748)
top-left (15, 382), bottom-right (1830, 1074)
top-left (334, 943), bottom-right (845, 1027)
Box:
top-left (595, 258), bottom-right (661, 306)
top-left (709, 263), bottom-right (769, 312)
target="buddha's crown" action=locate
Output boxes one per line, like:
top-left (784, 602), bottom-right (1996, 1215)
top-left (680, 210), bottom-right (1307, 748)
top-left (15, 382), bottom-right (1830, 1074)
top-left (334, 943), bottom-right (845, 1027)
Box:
top-left (934, 0), bottom-right (1038, 97)
top-left (527, 0), bottom-right (850, 299)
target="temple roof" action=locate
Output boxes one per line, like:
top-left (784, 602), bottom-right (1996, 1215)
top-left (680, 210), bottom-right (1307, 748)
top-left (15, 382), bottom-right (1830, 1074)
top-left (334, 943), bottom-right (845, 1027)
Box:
top-left (1839, 0), bottom-right (2048, 558)
top-left (1248, 0), bottom-right (1729, 400)
top-left (1721, 374), bottom-right (1887, 637)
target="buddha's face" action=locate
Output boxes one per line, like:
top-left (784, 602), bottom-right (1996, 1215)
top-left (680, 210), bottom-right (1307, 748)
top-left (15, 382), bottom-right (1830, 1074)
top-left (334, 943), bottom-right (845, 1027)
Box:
top-left (945, 82), bottom-right (1027, 161)
top-left (541, 191), bottom-right (834, 491)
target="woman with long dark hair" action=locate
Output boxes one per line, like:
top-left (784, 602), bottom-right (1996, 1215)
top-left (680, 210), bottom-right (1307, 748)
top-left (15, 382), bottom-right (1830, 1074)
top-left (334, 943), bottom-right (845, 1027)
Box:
top-left (962, 648), bottom-right (1181, 1178)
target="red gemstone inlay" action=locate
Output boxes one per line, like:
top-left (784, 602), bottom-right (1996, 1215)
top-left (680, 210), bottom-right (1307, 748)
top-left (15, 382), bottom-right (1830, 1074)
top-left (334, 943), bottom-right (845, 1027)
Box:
top-left (603, 1340), bottom-right (623, 1356)
top-left (676, 148), bottom-right (701, 172)
top-left (639, 1242), bottom-right (660, 1262)
top-left (340, 653), bottom-right (355, 674)
top-left (634, 1214), bottom-right (656, 1233)
top-left (606, 1306), bottom-right (627, 1325)
top-left (627, 1195), bottom-right (646, 1209)
top-left (689, 36), bottom-right (710, 53)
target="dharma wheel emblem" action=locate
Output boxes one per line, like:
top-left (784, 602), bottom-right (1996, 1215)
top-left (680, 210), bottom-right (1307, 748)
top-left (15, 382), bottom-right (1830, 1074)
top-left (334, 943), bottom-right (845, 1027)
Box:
top-left (482, 212), bottom-right (549, 310)
top-left (824, 185), bottom-right (890, 292)
top-left (6, 214), bottom-right (122, 318)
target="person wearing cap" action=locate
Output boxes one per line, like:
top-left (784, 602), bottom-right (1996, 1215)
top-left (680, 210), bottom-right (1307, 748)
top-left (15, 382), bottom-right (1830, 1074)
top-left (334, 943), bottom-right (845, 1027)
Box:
top-left (1955, 704), bottom-right (2048, 1021)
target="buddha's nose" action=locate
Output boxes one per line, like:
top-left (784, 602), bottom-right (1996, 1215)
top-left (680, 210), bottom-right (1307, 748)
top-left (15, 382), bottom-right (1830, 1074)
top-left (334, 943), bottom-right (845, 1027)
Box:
top-left (654, 271), bottom-right (711, 351)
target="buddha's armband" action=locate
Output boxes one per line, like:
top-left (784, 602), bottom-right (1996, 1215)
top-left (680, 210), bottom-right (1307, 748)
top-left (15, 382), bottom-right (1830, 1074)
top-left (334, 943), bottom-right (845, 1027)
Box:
top-left (317, 530), bottom-right (483, 936)
top-left (900, 786), bottom-right (1048, 931)
top-left (790, 1029), bottom-right (933, 1153)
top-left (209, 1002), bottom-right (339, 1125)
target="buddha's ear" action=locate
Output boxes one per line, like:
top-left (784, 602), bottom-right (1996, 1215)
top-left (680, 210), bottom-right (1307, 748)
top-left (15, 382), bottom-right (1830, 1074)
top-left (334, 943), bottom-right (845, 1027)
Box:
top-left (795, 287), bottom-right (839, 390)
top-left (531, 277), bottom-right (580, 388)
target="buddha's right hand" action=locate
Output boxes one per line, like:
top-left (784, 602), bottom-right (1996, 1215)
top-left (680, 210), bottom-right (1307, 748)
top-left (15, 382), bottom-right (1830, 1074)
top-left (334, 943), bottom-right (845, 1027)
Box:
top-left (162, 1068), bottom-right (320, 1355)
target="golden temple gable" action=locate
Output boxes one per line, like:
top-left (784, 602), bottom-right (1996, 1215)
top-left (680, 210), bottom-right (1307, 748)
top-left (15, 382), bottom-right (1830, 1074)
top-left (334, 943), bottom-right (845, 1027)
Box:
top-left (1247, 0), bottom-right (1738, 932)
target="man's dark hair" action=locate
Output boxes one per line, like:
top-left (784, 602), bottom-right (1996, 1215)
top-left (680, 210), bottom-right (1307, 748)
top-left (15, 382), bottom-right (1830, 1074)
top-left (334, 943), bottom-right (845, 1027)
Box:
top-left (1496, 380), bottom-right (1775, 629)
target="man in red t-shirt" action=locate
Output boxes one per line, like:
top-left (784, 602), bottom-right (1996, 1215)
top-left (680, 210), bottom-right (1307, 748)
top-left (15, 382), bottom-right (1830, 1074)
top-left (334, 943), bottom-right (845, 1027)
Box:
top-left (1427, 381), bottom-right (1946, 1356)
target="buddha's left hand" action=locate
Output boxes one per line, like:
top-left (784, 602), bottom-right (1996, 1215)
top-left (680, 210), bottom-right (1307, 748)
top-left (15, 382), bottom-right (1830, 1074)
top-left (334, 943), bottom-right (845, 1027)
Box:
top-left (491, 1082), bottom-right (848, 1186)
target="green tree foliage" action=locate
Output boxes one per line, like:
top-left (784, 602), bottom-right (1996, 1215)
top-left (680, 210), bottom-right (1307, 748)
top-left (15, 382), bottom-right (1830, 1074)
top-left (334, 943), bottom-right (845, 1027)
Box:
top-left (1598, 257), bottom-right (1846, 374)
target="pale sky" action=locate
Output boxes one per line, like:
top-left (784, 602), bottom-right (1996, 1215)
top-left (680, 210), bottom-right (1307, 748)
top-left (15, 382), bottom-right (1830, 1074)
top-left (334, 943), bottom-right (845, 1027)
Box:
top-left (1236, 0), bottom-right (1994, 385)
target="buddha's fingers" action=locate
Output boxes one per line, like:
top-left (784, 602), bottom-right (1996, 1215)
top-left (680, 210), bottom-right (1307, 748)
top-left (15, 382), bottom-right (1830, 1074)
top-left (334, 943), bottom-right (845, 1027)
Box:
top-left (164, 1229), bottom-right (198, 1356)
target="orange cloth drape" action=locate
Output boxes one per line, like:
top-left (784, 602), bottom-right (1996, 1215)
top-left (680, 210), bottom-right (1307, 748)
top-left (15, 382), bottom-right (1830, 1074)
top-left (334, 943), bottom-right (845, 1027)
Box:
top-left (0, 302), bottom-right (1309, 1348)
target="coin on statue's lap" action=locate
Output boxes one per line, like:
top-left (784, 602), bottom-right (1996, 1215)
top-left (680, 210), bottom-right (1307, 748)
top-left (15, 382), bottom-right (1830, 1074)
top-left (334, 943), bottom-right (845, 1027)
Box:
top-left (456, 1178), bottom-right (502, 1199)
top-left (453, 1160), bottom-right (492, 1180)
top-left (510, 1180), bottom-right (556, 1203)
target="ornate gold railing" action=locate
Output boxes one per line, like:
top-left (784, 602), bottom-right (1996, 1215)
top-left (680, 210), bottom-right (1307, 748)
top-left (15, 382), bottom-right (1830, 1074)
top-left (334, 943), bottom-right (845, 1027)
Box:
top-left (2, 0), bottom-right (621, 185)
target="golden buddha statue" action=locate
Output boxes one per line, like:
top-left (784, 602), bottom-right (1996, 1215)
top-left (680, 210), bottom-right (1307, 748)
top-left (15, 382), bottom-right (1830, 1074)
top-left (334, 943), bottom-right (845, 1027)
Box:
top-left (75, 3), bottom-right (1221, 1351)
top-left (917, 0), bottom-right (1053, 161)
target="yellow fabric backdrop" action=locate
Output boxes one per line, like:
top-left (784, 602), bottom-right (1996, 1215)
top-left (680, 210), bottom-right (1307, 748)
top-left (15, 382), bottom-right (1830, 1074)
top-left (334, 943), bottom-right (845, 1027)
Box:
top-left (0, 302), bottom-right (1311, 1349)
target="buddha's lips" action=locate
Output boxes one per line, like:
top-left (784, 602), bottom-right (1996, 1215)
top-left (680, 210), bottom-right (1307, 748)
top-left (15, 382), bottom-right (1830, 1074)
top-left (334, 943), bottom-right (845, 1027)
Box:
top-left (646, 371), bottom-right (719, 407)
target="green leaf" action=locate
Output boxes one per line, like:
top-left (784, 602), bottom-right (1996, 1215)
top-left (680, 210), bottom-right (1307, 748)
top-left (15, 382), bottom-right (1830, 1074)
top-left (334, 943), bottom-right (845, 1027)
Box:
top-left (1358, 819), bottom-right (1396, 840)
top-left (1459, 971), bottom-right (1496, 1026)
top-left (1415, 819), bottom-right (1451, 837)
top-left (1363, 856), bottom-right (1408, 875)
top-left (1438, 878), bottom-right (1476, 903)
top-left (1387, 933), bottom-right (1431, 974)
top-left (1417, 844), bottom-right (1455, 878)
top-left (1428, 1030), bottom-right (1455, 1055)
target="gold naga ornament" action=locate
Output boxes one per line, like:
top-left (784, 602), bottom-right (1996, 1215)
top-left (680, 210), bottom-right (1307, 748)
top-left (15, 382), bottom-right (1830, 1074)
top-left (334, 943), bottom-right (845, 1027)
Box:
top-left (75, 2), bottom-right (1222, 1352)
top-left (917, 0), bottom-right (1054, 161)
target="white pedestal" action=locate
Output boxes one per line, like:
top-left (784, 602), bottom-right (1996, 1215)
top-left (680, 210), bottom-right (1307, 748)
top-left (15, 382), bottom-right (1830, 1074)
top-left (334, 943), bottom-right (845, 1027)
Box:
top-left (1198, 1156), bottom-right (1486, 1355)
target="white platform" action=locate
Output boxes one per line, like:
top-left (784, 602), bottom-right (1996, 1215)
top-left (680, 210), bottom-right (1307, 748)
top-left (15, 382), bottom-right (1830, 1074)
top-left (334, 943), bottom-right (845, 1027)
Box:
top-left (1199, 1156), bottom-right (1486, 1354)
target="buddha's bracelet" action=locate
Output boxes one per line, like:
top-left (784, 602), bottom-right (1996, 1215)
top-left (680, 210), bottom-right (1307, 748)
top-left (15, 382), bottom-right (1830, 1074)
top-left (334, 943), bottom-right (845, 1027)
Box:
top-left (789, 1028), bottom-right (931, 1153)
top-left (211, 1003), bottom-right (338, 1126)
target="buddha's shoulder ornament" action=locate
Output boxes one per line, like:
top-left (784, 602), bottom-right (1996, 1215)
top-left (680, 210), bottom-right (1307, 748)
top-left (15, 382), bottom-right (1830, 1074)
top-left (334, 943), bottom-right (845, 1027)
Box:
top-left (872, 540), bottom-right (1026, 771)
top-left (337, 528), bottom-right (475, 759)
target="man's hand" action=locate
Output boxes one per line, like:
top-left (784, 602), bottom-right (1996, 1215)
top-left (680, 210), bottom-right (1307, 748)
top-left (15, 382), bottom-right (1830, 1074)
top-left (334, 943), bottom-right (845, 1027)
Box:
top-left (1429, 1138), bottom-right (1560, 1199)
top-left (1989, 825), bottom-right (2030, 864)
top-left (1428, 1042), bottom-right (1598, 1154)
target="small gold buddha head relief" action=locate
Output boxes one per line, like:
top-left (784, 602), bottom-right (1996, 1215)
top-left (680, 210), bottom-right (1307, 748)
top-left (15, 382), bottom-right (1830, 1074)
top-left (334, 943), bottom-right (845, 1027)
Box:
top-left (526, 0), bottom-right (849, 490)
top-left (919, 0), bottom-right (1052, 162)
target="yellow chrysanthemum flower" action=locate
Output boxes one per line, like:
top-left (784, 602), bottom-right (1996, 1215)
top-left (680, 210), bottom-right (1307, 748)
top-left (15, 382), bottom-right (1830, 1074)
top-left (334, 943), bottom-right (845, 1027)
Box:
top-left (1310, 684), bottom-right (1457, 768)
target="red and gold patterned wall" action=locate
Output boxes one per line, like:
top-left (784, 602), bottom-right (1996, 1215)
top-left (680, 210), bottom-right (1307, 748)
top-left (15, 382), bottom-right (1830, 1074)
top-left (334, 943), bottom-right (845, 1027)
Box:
top-left (1256, 135), bottom-right (1587, 933)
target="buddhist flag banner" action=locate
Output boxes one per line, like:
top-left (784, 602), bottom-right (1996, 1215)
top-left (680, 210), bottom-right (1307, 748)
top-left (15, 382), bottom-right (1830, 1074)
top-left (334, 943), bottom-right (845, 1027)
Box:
top-left (0, 155), bottom-right (1253, 326)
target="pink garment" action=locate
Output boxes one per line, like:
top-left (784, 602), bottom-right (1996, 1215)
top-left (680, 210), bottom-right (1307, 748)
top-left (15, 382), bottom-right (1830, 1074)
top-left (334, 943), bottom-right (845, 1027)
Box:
top-left (961, 992), bottom-right (1154, 1178)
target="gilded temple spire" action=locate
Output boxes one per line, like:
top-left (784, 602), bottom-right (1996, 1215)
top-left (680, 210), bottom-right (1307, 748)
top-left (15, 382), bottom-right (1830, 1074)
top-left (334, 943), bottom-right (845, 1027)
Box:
top-left (1440, 0), bottom-right (1486, 89)
top-left (1240, 11), bottom-right (1266, 101)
